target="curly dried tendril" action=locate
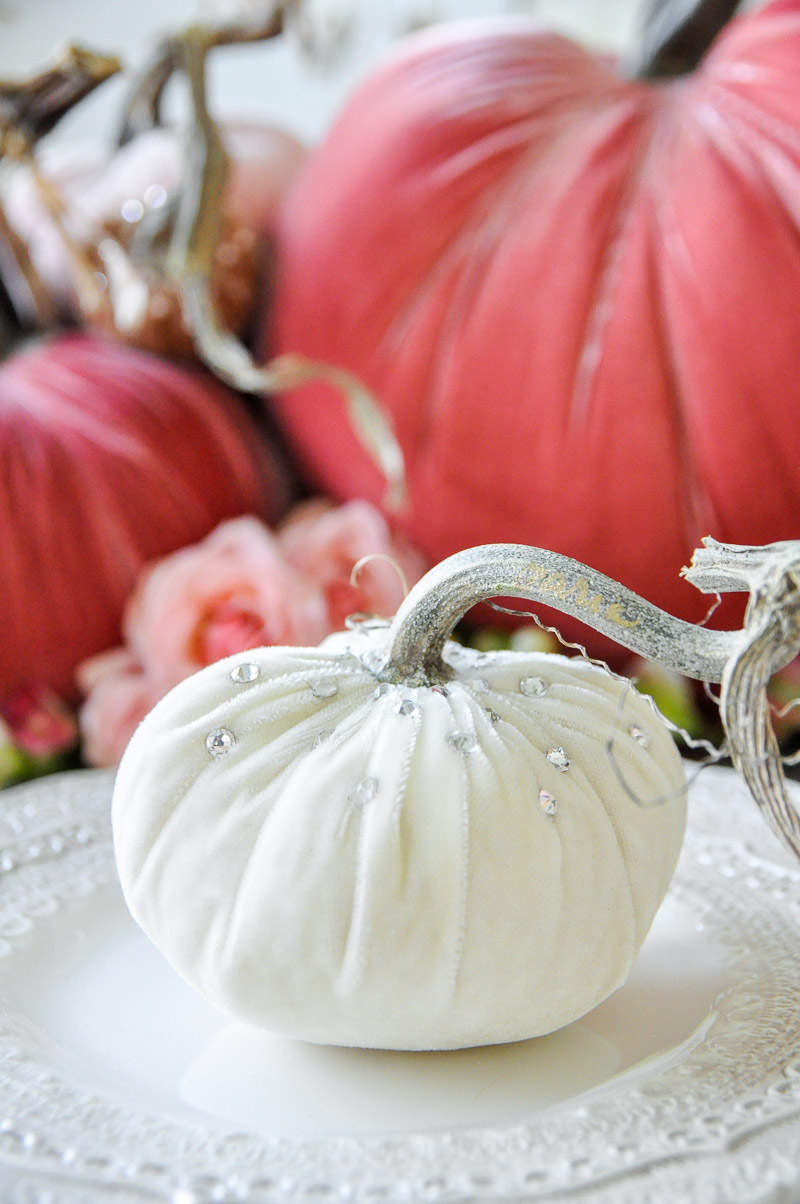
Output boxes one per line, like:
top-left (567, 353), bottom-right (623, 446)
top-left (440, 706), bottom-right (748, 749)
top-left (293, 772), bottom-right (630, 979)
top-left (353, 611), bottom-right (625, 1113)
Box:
top-left (0, 44), bottom-right (120, 330)
top-left (697, 590), bottom-right (724, 628)
top-left (714, 562), bottom-right (800, 856)
top-left (379, 538), bottom-right (800, 858)
top-left (349, 553), bottom-right (411, 599)
top-left (117, 10), bottom-right (407, 511)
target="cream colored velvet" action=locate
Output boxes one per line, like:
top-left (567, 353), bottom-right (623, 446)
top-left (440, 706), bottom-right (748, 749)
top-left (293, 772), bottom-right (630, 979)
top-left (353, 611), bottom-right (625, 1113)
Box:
top-left (112, 633), bottom-right (686, 1050)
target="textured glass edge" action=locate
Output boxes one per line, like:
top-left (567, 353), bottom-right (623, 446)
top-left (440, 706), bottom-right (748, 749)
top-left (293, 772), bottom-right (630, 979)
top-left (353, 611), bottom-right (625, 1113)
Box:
top-left (1, 767), bottom-right (800, 1202)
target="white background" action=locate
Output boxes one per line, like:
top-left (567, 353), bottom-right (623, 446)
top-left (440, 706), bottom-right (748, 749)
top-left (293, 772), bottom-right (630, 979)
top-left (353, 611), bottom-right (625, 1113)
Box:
top-left (0, 0), bottom-right (646, 147)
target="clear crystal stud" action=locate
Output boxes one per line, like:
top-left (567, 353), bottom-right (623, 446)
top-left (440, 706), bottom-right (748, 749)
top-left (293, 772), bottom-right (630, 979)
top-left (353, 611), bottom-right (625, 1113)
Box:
top-left (309, 677), bottom-right (339, 699)
top-left (394, 698), bottom-right (419, 717)
top-left (468, 678), bottom-right (490, 694)
top-left (538, 789), bottom-right (557, 816)
top-left (312, 729), bottom-right (332, 749)
top-left (373, 683), bottom-right (392, 700)
top-left (206, 727), bottom-right (236, 757)
top-left (431, 685), bottom-right (449, 697)
top-left (354, 776), bottom-right (379, 807)
top-left (448, 731), bottom-right (477, 753)
top-left (546, 746), bottom-right (571, 772)
top-left (520, 676), bottom-right (547, 697)
top-left (359, 648), bottom-right (385, 674)
top-left (630, 725), bottom-right (650, 747)
top-left (345, 613), bottom-right (391, 631)
top-left (231, 662), bottom-right (260, 684)
top-left (486, 709), bottom-right (500, 723)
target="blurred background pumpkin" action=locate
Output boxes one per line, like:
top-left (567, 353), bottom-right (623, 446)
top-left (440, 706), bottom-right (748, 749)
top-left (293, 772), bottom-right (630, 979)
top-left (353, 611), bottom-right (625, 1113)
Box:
top-left (267, 0), bottom-right (795, 648)
top-left (0, 0), bottom-right (790, 770)
top-left (0, 331), bottom-right (290, 698)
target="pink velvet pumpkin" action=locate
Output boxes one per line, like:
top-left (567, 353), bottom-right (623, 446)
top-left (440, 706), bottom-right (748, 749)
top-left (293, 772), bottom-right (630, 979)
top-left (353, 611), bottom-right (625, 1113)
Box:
top-left (269, 0), bottom-right (800, 637)
top-left (0, 333), bottom-right (288, 698)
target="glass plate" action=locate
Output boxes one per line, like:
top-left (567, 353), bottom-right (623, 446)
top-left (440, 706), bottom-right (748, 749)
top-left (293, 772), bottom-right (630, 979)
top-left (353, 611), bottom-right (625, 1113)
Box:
top-left (2, 765), bottom-right (800, 1204)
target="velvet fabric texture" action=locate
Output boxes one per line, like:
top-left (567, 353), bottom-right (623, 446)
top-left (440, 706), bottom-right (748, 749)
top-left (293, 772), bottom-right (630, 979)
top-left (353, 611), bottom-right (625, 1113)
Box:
top-left (269, 0), bottom-right (800, 642)
top-left (0, 333), bottom-right (287, 697)
top-left (112, 632), bottom-right (686, 1050)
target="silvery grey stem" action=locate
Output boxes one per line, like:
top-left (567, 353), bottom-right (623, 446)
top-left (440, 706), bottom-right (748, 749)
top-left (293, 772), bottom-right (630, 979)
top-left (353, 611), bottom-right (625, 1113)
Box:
top-left (381, 543), bottom-right (739, 687)
top-left (714, 541), bottom-right (800, 857)
top-left (381, 537), bottom-right (800, 858)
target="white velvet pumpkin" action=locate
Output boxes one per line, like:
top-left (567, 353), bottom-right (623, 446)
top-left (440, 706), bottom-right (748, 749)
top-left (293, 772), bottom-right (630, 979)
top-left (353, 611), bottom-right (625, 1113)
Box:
top-left (112, 608), bottom-right (686, 1051)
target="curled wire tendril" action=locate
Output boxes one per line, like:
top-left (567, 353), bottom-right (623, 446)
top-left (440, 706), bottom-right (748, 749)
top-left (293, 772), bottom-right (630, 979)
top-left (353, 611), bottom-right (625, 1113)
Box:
top-left (484, 595), bottom-right (728, 805)
top-left (349, 553), bottom-right (410, 598)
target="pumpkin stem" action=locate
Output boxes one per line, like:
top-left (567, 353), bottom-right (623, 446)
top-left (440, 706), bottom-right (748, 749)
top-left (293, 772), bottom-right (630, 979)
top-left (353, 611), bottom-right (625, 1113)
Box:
top-left (0, 45), bottom-right (120, 147)
top-left (116, 1), bottom-right (297, 145)
top-left (0, 198), bottom-right (57, 334)
top-left (0, 45), bottom-right (122, 333)
top-left (0, 246), bottom-right (21, 357)
top-left (380, 543), bottom-right (741, 688)
top-left (631, 0), bottom-right (744, 80)
top-left (152, 14), bottom-right (406, 509)
top-left (687, 538), bottom-right (800, 856)
top-left (381, 537), bottom-right (800, 858)
top-left (116, 37), bottom-right (180, 148)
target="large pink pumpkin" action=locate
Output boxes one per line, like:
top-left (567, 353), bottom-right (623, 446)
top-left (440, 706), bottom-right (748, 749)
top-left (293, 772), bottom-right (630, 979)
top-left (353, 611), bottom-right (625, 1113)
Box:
top-left (0, 333), bottom-right (288, 698)
top-left (269, 0), bottom-right (800, 637)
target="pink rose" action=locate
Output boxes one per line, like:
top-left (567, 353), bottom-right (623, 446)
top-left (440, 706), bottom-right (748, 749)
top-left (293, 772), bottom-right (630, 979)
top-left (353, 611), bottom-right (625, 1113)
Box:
top-left (279, 499), bottom-right (426, 630)
top-left (125, 516), bottom-right (329, 686)
top-left (0, 685), bottom-right (78, 759)
top-left (77, 503), bottom-right (427, 766)
top-left (76, 650), bottom-right (163, 769)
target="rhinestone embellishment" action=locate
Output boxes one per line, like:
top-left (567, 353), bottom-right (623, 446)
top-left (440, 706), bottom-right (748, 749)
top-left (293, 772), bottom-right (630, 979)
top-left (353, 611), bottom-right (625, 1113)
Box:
top-left (231, 662), bottom-right (260, 684)
top-left (630, 725), bottom-right (650, 747)
top-left (520, 676), bottom-right (547, 697)
top-left (359, 647), bottom-right (385, 675)
top-left (312, 729), bottom-right (332, 749)
top-left (394, 698), bottom-right (419, 717)
top-left (345, 613), bottom-right (392, 631)
top-left (373, 683), bottom-right (392, 700)
top-left (546, 746), bottom-right (571, 772)
top-left (448, 731), bottom-right (477, 753)
top-left (309, 677), bottom-right (339, 699)
top-left (538, 789), bottom-right (557, 816)
top-left (468, 678), bottom-right (490, 694)
top-left (354, 776), bottom-right (379, 807)
top-left (206, 728), bottom-right (236, 757)
top-left (486, 708), bottom-right (500, 723)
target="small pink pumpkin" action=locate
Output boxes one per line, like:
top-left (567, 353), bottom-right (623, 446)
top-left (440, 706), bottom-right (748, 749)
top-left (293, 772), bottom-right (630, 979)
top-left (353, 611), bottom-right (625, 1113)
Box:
top-left (0, 332), bottom-right (289, 698)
